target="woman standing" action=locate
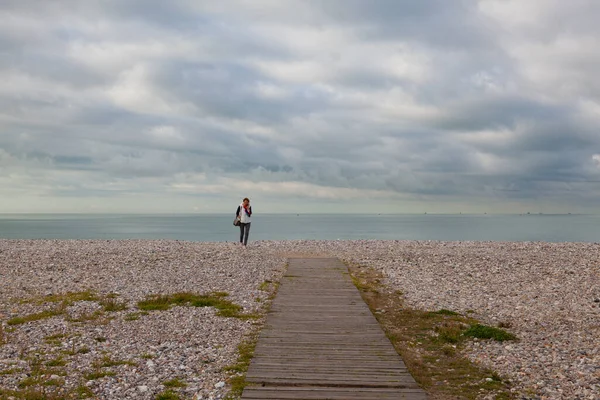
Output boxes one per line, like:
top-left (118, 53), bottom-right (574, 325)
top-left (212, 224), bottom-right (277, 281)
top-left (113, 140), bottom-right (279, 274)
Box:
top-left (236, 198), bottom-right (252, 246)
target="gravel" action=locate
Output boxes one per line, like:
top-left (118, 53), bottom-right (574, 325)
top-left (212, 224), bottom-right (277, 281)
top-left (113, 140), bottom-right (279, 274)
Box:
top-left (0, 240), bottom-right (286, 400)
top-left (265, 240), bottom-right (600, 400)
top-left (1, 239), bottom-right (599, 399)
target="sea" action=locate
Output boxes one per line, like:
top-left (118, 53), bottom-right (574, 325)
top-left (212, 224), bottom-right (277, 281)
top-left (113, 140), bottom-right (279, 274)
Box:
top-left (0, 213), bottom-right (599, 243)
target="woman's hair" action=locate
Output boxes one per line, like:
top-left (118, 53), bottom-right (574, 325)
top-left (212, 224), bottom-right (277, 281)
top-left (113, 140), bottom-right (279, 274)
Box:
top-left (243, 197), bottom-right (250, 202)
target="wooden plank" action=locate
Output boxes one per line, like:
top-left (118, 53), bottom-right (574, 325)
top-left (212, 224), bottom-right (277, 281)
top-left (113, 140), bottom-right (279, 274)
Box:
top-left (243, 386), bottom-right (428, 400)
top-left (241, 258), bottom-right (427, 400)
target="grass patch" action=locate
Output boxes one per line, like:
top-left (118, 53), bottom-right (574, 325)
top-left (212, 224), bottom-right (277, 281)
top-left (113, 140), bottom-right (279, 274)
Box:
top-left (258, 280), bottom-right (271, 291)
top-left (464, 324), bottom-right (517, 342)
top-left (11, 291), bottom-right (124, 327)
top-left (45, 356), bottom-right (67, 367)
top-left (222, 264), bottom-right (284, 399)
top-left (44, 333), bottom-right (66, 346)
top-left (156, 391), bottom-right (180, 400)
top-left (66, 310), bottom-right (106, 323)
top-left (125, 312), bottom-right (141, 321)
top-left (0, 323), bottom-right (5, 345)
top-left (94, 337), bottom-right (107, 343)
top-left (76, 384), bottom-right (95, 398)
top-left (84, 370), bottom-right (116, 380)
top-left (18, 376), bottom-right (38, 388)
top-left (434, 321), bottom-right (465, 344)
top-left (430, 309), bottom-right (461, 316)
top-left (223, 335), bottom-right (259, 399)
top-left (22, 290), bottom-right (99, 305)
top-left (0, 387), bottom-right (81, 400)
top-left (137, 292), bottom-right (250, 318)
top-left (349, 267), bottom-right (380, 293)
top-left (223, 338), bottom-right (257, 374)
top-left (7, 308), bottom-right (65, 326)
top-left (141, 353), bottom-right (155, 359)
top-left (99, 298), bottom-right (128, 312)
top-left (43, 378), bottom-right (64, 386)
top-left (1, 358), bottom-right (90, 399)
top-left (62, 345), bottom-right (90, 356)
top-left (44, 333), bottom-right (67, 340)
top-left (348, 264), bottom-right (517, 400)
top-left (163, 378), bottom-right (187, 388)
top-left (267, 282), bottom-right (280, 301)
top-left (0, 367), bottom-right (21, 375)
top-left (94, 355), bottom-right (136, 368)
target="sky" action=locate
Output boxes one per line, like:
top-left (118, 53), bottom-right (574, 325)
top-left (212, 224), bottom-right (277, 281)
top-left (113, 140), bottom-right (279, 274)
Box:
top-left (1, 0), bottom-right (600, 214)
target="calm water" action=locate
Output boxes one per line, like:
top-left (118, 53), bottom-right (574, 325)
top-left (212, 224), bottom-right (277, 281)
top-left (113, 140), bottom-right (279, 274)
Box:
top-left (0, 214), bottom-right (599, 243)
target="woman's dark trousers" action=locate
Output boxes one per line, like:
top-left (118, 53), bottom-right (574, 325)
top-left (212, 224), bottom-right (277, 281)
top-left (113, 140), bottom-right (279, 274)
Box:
top-left (239, 223), bottom-right (251, 245)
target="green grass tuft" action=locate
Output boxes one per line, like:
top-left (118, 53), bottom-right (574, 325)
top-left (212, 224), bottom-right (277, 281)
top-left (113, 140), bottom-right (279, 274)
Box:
top-left (464, 324), bottom-right (517, 342)
top-left (76, 384), bottom-right (95, 398)
top-left (66, 310), bottom-right (105, 323)
top-left (137, 292), bottom-right (247, 318)
top-left (435, 323), bottom-right (464, 344)
top-left (84, 370), bottom-right (116, 380)
top-left (430, 309), bottom-right (461, 316)
top-left (45, 356), bottom-right (67, 367)
top-left (0, 323), bottom-right (6, 345)
top-left (100, 298), bottom-right (128, 312)
top-left (18, 376), bottom-right (38, 388)
top-left (0, 368), bottom-right (21, 376)
top-left (156, 390), bottom-right (180, 400)
top-left (44, 333), bottom-right (66, 346)
top-left (30, 290), bottom-right (99, 305)
top-left (348, 264), bottom-right (515, 399)
top-left (223, 336), bottom-right (260, 399)
top-left (7, 308), bottom-right (65, 325)
top-left (43, 378), bottom-right (64, 386)
top-left (95, 355), bottom-right (136, 368)
top-left (125, 312), bottom-right (141, 321)
top-left (163, 378), bottom-right (187, 388)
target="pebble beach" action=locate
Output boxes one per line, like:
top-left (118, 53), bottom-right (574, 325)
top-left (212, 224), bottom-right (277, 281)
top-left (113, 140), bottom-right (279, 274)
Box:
top-left (1, 239), bottom-right (599, 399)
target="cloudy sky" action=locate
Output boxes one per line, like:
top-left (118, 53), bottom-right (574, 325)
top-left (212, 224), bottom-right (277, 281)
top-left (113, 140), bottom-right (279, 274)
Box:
top-left (1, 0), bottom-right (600, 214)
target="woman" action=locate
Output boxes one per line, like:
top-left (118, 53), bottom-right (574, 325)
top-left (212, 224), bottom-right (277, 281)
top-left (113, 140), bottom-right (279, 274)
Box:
top-left (236, 198), bottom-right (252, 246)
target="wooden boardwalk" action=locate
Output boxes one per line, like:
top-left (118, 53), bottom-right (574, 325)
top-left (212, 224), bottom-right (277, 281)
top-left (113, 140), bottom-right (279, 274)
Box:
top-left (241, 258), bottom-right (427, 400)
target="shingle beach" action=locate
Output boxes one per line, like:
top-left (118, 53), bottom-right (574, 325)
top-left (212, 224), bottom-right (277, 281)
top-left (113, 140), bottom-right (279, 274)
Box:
top-left (1, 240), bottom-right (599, 399)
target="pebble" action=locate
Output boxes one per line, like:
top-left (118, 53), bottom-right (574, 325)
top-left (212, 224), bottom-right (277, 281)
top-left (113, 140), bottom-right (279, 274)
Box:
top-left (1, 239), bottom-right (599, 399)
top-left (264, 240), bottom-right (600, 400)
top-left (0, 240), bottom-right (286, 400)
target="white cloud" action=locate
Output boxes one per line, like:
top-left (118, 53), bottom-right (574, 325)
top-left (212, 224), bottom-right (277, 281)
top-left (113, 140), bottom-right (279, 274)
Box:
top-left (1, 0), bottom-right (600, 213)
top-left (147, 126), bottom-right (185, 143)
top-left (169, 176), bottom-right (406, 201)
